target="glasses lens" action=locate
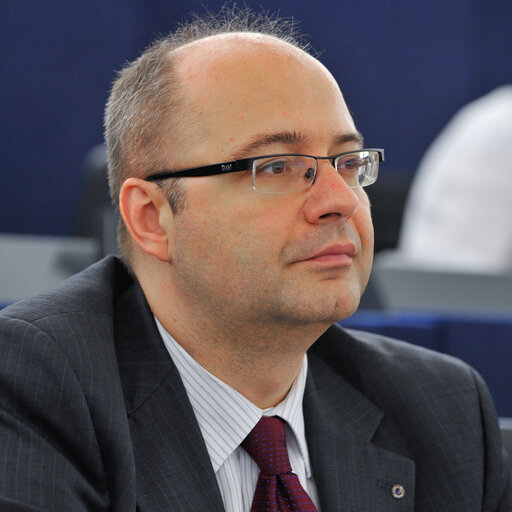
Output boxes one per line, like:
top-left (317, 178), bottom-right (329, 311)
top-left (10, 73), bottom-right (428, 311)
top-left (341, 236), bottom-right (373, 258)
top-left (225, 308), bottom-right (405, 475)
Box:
top-left (336, 150), bottom-right (379, 188)
top-left (252, 156), bottom-right (316, 193)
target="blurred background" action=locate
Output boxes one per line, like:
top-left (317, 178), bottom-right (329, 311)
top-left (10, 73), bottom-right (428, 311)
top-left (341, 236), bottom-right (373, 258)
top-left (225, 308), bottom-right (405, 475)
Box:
top-left (1, 1), bottom-right (512, 421)
top-left (2, 0), bottom-right (511, 242)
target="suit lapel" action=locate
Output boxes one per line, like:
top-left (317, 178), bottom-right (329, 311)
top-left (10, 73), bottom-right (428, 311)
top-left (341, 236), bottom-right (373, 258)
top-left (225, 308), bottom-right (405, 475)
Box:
top-left (114, 282), bottom-right (224, 512)
top-left (305, 329), bottom-right (415, 512)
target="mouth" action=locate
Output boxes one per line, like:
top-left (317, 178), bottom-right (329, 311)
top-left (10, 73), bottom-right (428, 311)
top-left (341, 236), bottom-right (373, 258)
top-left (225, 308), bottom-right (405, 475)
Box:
top-left (298, 243), bottom-right (357, 266)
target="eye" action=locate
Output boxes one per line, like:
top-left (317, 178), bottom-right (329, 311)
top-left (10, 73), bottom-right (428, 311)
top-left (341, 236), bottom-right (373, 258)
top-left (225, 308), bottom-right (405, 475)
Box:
top-left (337, 156), bottom-right (361, 171)
top-left (255, 159), bottom-right (289, 176)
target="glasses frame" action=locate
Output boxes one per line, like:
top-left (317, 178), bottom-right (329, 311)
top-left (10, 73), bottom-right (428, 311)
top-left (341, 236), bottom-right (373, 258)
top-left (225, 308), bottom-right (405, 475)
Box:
top-left (144, 148), bottom-right (385, 192)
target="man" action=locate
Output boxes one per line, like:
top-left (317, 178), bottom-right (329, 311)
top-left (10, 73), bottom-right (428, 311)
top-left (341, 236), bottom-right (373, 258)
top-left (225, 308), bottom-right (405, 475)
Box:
top-left (0, 8), bottom-right (510, 512)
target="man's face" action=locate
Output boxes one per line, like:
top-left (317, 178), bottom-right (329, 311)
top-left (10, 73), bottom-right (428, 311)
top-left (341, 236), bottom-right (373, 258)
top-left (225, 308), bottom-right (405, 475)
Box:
top-left (166, 35), bottom-right (374, 331)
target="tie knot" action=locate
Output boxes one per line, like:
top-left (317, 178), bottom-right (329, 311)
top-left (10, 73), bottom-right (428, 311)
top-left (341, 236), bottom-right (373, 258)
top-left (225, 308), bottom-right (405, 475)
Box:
top-left (242, 416), bottom-right (292, 476)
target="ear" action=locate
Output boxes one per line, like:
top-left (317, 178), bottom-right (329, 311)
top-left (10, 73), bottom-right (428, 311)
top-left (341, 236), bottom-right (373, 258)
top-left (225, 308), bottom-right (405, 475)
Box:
top-left (119, 177), bottom-right (173, 262)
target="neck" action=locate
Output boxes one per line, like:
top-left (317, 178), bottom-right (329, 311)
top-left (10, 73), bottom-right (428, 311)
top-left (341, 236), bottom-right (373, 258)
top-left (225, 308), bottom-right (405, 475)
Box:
top-left (135, 261), bottom-right (326, 409)
top-left (157, 306), bottom-right (315, 409)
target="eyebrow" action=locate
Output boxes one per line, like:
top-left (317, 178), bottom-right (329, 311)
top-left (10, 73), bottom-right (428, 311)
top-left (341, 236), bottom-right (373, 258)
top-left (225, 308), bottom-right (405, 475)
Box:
top-left (230, 130), bottom-right (364, 159)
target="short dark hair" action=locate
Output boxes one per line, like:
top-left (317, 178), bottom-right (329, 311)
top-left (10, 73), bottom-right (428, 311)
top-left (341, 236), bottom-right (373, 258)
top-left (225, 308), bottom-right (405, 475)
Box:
top-left (104, 4), bottom-right (310, 265)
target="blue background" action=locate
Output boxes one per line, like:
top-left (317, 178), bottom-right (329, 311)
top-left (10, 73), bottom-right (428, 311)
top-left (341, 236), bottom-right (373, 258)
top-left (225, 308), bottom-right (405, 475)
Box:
top-left (1, 0), bottom-right (511, 236)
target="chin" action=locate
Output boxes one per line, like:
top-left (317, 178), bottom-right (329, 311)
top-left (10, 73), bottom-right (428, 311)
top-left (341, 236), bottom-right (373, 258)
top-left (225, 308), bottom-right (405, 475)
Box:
top-left (329, 283), bottom-right (363, 322)
top-left (290, 290), bottom-right (361, 326)
top-left (333, 298), bottom-right (360, 322)
top-left (320, 277), bottom-right (363, 319)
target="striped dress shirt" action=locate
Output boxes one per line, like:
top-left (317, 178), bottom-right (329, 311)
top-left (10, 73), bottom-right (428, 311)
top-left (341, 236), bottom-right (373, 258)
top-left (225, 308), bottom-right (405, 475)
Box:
top-left (155, 318), bottom-right (320, 511)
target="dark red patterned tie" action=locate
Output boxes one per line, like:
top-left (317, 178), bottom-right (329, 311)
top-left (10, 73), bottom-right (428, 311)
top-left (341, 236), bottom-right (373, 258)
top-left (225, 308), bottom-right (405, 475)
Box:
top-left (241, 416), bottom-right (318, 512)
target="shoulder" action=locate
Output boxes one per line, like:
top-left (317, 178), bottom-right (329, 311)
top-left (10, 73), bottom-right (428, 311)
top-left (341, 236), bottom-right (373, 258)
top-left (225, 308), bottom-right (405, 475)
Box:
top-left (311, 324), bottom-right (511, 509)
top-left (311, 323), bottom-right (501, 456)
top-left (0, 255), bottom-right (134, 389)
top-left (310, 323), bottom-right (488, 426)
top-left (0, 253), bottom-right (136, 412)
top-left (0, 256), bottom-right (136, 510)
top-left (313, 323), bottom-right (473, 383)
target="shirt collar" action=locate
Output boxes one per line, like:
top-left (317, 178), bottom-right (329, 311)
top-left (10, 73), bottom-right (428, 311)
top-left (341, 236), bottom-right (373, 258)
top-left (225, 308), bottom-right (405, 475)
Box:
top-left (154, 317), bottom-right (312, 477)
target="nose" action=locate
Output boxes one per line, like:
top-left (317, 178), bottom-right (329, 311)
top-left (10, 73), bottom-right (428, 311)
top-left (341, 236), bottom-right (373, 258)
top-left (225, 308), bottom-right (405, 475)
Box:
top-left (303, 160), bottom-right (360, 224)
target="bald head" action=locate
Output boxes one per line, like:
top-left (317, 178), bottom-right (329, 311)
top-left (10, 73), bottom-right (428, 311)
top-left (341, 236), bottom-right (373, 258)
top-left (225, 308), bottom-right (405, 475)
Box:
top-left (170, 33), bottom-right (355, 169)
top-left (104, 8), bottom-right (356, 265)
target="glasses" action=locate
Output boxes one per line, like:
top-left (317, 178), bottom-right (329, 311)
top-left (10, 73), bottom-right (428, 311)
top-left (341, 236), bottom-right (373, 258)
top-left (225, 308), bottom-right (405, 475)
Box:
top-left (144, 148), bottom-right (384, 194)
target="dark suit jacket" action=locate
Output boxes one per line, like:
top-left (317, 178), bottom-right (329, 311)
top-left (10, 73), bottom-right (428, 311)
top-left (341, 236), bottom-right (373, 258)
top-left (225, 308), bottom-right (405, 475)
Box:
top-left (0, 256), bottom-right (510, 511)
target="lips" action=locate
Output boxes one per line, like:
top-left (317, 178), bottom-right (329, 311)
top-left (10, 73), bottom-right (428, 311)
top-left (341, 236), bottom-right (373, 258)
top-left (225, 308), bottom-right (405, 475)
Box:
top-left (299, 243), bottom-right (357, 265)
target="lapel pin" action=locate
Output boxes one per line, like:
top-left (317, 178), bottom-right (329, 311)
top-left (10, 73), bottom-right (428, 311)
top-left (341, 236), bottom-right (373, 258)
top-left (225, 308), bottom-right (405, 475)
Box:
top-left (391, 484), bottom-right (405, 499)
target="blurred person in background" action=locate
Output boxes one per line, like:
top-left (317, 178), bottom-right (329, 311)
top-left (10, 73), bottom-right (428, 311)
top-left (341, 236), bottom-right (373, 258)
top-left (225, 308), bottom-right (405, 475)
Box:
top-left (399, 86), bottom-right (512, 272)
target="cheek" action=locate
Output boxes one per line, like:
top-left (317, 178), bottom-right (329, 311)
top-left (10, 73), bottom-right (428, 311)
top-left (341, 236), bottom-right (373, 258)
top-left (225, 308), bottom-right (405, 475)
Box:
top-left (176, 179), bottom-right (298, 272)
top-left (356, 192), bottom-right (374, 243)
top-left (355, 206), bottom-right (374, 278)
top-left (349, 192), bottom-right (374, 264)
top-left (251, 207), bottom-right (289, 236)
top-left (359, 210), bottom-right (374, 251)
top-left (175, 206), bottom-right (280, 271)
top-left (230, 208), bottom-right (295, 269)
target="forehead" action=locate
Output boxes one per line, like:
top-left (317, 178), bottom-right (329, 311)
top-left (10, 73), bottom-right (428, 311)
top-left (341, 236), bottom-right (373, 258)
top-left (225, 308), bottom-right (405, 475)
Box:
top-left (174, 33), bottom-right (355, 159)
top-left (176, 32), bottom-right (309, 69)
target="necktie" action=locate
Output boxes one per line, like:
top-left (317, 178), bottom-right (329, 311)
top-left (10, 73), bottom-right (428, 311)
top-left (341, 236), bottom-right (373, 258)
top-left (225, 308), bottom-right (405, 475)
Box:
top-left (241, 416), bottom-right (318, 512)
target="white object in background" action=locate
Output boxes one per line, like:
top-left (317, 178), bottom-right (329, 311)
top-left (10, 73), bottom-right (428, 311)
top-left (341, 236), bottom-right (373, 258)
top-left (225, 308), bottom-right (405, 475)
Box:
top-left (399, 86), bottom-right (512, 273)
